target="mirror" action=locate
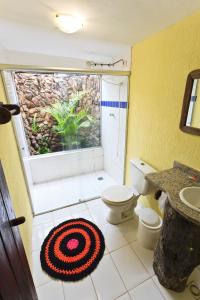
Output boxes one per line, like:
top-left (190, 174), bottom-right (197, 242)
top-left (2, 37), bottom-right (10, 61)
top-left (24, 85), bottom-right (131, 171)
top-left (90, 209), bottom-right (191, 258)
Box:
top-left (180, 70), bottom-right (200, 135)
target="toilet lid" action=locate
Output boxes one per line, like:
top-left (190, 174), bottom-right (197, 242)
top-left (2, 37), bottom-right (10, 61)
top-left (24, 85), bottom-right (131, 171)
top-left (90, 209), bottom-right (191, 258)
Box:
top-left (101, 185), bottom-right (133, 203)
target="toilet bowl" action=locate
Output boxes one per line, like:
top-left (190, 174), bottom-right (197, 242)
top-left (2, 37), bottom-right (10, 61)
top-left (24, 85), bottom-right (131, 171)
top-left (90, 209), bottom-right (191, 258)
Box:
top-left (101, 185), bottom-right (139, 224)
top-left (101, 158), bottom-right (156, 225)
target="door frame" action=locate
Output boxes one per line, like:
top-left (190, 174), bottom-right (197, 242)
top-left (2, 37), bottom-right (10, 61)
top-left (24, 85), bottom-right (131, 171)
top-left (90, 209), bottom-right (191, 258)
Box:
top-left (0, 161), bottom-right (37, 300)
top-left (1, 71), bottom-right (35, 215)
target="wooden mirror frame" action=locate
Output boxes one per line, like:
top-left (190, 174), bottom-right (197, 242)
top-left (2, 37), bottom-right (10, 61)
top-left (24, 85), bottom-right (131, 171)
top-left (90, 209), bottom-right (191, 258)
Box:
top-left (180, 69), bottom-right (200, 136)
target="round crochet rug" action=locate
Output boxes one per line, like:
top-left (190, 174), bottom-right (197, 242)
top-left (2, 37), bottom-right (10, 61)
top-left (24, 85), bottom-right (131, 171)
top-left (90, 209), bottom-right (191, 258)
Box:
top-left (40, 218), bottom-right (105, 281)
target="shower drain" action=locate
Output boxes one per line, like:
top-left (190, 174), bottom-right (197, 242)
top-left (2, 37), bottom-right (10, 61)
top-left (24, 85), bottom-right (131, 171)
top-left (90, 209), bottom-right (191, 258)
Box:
top-left (97, 177), bottom-right (104, 181)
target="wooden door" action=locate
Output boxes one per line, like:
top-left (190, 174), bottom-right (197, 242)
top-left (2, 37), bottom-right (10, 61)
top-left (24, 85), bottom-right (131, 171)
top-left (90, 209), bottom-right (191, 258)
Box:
top-left (0, 161), bottom-right (37, 300)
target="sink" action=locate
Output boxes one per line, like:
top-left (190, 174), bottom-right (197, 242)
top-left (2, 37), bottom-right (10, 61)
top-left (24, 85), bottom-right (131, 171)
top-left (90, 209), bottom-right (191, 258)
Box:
top-left (179, 187), bottom-right (200, 212)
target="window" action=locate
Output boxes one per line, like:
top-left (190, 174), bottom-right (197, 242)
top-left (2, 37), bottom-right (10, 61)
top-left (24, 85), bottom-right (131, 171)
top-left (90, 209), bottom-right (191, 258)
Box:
top-left (14, 72), bottom-right (101, 155)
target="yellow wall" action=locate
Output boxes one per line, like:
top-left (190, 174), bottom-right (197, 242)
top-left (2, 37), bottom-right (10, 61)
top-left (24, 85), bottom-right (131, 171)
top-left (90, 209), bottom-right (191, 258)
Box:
top-left (126, 11), bottom-right (200, 208)
top-left (0, 75), bottom-right (33, 262)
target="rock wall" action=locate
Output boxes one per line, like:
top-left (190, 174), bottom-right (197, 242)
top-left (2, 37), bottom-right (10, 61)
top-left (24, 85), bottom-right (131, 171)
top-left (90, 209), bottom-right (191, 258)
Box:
top-left (14, 73), bottom-right (101, 155)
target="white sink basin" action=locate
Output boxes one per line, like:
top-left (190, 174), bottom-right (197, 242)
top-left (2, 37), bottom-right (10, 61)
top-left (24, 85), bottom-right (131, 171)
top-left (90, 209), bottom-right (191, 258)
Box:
top-left (179, 187), bottom-right (200, 212)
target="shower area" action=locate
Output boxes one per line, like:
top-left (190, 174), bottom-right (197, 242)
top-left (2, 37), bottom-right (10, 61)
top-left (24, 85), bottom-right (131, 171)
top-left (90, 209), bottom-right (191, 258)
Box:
top-left (2, 71), bottom-right (128, 215)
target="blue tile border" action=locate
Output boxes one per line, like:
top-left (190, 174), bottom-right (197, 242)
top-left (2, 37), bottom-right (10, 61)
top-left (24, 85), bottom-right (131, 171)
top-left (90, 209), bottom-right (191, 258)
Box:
top-left (100, 101), bottom-right (128, 108)
top-left (191, 95), bottom-right (197, 102)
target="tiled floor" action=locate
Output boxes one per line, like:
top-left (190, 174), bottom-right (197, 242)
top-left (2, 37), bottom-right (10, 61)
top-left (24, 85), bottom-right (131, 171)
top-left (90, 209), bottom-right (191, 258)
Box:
top-left (32, 199), bottom-right (200, 300)
top-left (32, 170), bottom-right (116, 214)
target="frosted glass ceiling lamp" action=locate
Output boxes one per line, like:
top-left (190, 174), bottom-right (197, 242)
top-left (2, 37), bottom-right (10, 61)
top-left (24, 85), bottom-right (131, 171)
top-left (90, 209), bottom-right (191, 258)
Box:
top-left (55, 14), bottom-right (83, 33)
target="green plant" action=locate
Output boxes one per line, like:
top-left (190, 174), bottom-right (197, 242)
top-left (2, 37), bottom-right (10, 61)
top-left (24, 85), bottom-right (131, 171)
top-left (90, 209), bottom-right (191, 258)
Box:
top-left (31, 114), bottom-right (40, 133)
top-left (44, 92), bottom-right (94, 150)
top-left (37, 145), bottom-right (51, 154)
top-left (37, 136), bottom-right (51, 155)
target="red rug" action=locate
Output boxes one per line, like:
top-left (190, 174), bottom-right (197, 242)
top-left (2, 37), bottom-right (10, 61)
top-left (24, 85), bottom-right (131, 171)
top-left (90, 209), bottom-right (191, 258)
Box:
top-left (40, 218), bottom-right (105, 281)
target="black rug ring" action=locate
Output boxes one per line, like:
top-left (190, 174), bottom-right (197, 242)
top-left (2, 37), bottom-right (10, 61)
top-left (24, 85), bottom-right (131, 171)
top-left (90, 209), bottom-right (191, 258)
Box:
top-left (40, 218), bottom-right (105, 281)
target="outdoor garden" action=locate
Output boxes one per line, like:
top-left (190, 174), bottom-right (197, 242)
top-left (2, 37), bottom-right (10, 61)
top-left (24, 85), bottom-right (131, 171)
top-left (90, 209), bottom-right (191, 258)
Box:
top-left (14, 73), bottom-right (101, 155)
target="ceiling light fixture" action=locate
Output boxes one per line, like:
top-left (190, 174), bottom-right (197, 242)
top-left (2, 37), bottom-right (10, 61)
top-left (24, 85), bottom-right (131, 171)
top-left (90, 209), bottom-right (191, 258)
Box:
top-left (55, 14), bottom-right (83, 34)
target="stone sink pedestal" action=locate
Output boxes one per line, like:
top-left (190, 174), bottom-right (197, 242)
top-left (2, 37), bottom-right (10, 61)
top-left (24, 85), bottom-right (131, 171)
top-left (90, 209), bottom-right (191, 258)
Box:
top-left (146, 161), bottom-right (200, 292)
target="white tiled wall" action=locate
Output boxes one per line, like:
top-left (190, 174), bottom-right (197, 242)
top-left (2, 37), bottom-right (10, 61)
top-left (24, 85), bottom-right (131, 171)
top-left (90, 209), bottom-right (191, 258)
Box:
top-left (12, 74), bottom-right (128, 187)
top-left (101, 76), bottom-right (128, 184)
top-left (27, 147), bottom-right (104, 184)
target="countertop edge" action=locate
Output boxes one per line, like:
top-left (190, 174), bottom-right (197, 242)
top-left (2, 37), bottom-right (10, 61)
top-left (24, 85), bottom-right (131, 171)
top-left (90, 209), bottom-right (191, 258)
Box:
top-left (146, 167), bottom-right (200, 225)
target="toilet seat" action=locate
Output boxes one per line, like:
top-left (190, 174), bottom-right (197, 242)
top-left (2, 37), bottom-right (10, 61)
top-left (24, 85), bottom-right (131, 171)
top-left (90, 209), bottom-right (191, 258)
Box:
top-left (102, 185), bottom-right (135, 206)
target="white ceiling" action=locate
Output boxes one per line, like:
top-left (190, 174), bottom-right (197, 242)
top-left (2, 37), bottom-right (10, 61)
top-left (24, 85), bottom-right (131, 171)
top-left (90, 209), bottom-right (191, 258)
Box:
top-left (0, 0), bottom-right (199, 70)
top-left (1, 0), bottom-right (200, 45)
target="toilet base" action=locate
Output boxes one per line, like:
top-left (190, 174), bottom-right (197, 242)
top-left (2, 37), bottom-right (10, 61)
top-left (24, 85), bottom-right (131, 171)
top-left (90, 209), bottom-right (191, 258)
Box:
top-left (106, 202), bottom-right (136, 225)
top-left (106, 210), bottom-right (134, 225)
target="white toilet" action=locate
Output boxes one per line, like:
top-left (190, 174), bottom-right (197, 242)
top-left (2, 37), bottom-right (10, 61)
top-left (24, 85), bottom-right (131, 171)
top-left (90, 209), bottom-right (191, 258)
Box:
top-left (101, 158), bottom-right (156, 225)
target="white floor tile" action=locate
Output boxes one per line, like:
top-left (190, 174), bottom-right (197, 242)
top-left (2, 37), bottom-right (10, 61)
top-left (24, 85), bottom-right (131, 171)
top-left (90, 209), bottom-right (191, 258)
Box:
top-left (130, 241), bottom-right (154, 276)
top-left (33, 212), bottom-right (54, 226)
top-left (32, 221), bottom-right (54, 252)
top-left (63, 276), bottom-right (97, 300)
top-left (32, 171), bottom-right (116, 214)
top-left (87, 198), bottom-right (105, 211)
top-left (32, 181), bottom-right (63, 214)
top-left (104, 247), bottom-right (109, 255)
top-left (71, 209), bottom-right (94, 222)
top-left (116, 293), bottom-right (131, 300)
top-left (87, 198), bottom-right (109, 225)
top-left (129, 278), bottom-right (164, 300)
top-left (69, 202), bottom-right (87, 214)
top-left (79, 173), bottom-right (100, 199)
top-left (91, 254), bottom-right (126, 300)
top-left (36, 281), bottom-right (64, 300)
top-left (31, 191), bottom-right (200, 300)
top-left (111, 245), bottom-right (150, 290)
top-left (59, 176), bottom-right (82, 203)
top-left (32, 177), bottom-right (80, 214)
top-left (101, 223), bottom-right (128, 252)
top-left (95, 171), bottom-right (116, 194)
top-left (52, 206), bottom-right (72, 225)
top-left (117, 218), bottom-right (138, 243)
top-left (32, 250), bottom-right (51, 287)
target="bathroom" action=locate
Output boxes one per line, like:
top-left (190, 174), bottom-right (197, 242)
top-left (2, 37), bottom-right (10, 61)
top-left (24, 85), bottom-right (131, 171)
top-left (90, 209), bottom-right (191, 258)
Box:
top-left (0, 2), bottom-right (200, 300)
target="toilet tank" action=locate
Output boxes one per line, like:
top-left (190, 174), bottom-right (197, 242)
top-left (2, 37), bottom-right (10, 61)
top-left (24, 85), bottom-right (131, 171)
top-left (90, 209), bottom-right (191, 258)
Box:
top-left (130, 158), bottom-right (156, 195)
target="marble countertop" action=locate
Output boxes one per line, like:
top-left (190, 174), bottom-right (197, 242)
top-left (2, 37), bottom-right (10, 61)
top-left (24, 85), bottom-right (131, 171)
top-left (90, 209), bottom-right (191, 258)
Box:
top-left (146, 162), bottom-right (200, 225)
